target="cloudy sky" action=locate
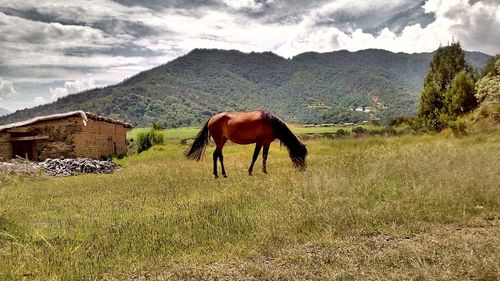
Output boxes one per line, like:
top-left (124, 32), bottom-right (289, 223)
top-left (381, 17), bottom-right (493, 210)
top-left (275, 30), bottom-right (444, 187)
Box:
top-left (0, 0), bottom-right (499, 112)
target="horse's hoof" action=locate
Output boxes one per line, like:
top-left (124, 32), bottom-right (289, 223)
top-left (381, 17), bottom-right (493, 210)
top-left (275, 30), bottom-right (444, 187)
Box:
top-left (214, 175), bottom-right (219, 179)
top-left (223, 174), bottom-right (227, 178)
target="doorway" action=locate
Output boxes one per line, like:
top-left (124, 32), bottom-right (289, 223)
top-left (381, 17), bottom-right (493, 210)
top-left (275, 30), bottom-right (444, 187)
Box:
top-left (11, 140), bottom-right (36, 160)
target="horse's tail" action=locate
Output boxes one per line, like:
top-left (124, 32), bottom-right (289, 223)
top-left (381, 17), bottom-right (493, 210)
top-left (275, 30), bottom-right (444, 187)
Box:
top-left (184, 121), bottom-right (210, 161)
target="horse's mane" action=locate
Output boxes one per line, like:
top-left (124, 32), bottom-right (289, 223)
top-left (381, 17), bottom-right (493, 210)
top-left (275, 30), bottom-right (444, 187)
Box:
top-left (260, 110), bottom-right (306, 167)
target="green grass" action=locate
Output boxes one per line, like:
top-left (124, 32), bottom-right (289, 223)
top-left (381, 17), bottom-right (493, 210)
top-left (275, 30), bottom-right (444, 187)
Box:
top-left (1, 133), bottom-right (499, 280)
top-left (128, 127), bottom-right (201, 141)
top-left (128, 124), bottom-right (378, 141)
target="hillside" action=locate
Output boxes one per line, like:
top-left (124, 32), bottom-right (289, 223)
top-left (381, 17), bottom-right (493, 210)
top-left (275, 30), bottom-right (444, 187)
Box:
top-left (0, 107), bottom-right (9, 117)
top-left (0, 49), bottom-right (491, 127)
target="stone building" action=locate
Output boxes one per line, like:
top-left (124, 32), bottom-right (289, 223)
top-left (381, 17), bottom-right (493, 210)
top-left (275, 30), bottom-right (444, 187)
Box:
top-left (0, 111), bottom-right (132, 161)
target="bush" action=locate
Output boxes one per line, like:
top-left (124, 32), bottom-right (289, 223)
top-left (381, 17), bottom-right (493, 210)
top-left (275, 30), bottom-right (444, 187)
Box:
top-left (389, 116), bottom-right (417, 127)
top-left (352, 126), bottom-right (366, 135)
top-left (473, 103), bottom-right (500, 126)
top-left (152, 123), bottom-right (164, 131)
top-left (336, 128), bottom-right (349, 136)
top-left (449, 121), bottom-right (467, 137)
top-left (136, 129), bottom-right (165, 153)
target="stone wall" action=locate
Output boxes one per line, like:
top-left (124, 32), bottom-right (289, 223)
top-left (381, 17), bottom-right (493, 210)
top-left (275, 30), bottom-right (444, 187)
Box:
top-left (0, 132), bottom-right (12, 161)
top-left (73, 119), bottom-right (128, 159)
top-left (22, 116), bottom-right (83, 160)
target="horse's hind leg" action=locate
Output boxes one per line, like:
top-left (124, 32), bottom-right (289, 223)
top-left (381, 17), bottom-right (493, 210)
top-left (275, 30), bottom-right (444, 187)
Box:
top-left (249, 143), bottom-right (262, 175)
top-left (213, 149), bottom-right (219, 178)
top-left (219, 138), bottom-right (227, 178)
top-left (219, 151), bottom-right (227, 178)
top-left (213, 138), bottom-right (227, 179)
top-left (262, 144), bottom-right (270, 174)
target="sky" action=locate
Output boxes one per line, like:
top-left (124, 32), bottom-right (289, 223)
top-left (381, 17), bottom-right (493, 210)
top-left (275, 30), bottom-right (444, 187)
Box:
top-left (0, 0), bottom-right (499, 112)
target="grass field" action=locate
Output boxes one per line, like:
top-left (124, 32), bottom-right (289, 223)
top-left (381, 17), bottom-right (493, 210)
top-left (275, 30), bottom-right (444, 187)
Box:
top-left (1, 131), bottom-right (499, 280)
top-left (126, 124), bottom-right (376, 142)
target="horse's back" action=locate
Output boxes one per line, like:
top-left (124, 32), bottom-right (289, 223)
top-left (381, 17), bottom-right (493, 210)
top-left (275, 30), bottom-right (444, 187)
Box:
top-left (208, 111), bottom-right (262, 127)
top-left (208, 111), bottom-right (275, 145)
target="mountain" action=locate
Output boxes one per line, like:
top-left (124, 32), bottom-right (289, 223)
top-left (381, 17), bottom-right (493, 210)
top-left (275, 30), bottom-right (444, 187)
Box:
top-left (0, 49), bottom-right (491, 127)
top-left (0, 107), bottom-right (10, 117)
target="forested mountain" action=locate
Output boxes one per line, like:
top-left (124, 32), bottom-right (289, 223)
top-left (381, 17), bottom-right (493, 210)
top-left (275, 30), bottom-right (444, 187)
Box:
top-left (0, 49), bottom-right (491, 127)
top-left (0, 107), bottom-right (10, 117)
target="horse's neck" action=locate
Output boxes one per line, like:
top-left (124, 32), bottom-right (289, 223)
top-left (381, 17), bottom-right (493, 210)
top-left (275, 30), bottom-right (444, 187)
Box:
top-left (278, 130), bottom-right (299, 148)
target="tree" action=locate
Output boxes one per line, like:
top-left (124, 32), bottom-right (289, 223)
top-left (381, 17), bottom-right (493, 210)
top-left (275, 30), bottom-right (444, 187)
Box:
top-left (445, 71), bottom-right (477, 117)
top-left (480, 54), bottom-right (500, 78)
top-left (418, 42), bottom-right (474, 130)
top-left (419, 83), bottom-right (447, 130)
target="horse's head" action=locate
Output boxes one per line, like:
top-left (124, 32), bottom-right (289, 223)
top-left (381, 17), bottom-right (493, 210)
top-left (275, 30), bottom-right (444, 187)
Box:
top-left (291, 142), bottom-right (307, 171)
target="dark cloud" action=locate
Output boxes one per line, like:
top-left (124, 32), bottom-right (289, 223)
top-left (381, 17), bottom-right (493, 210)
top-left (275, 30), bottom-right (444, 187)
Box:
top-left (0, 6), bottom-right (87, 26)
top-left (63, 45), bottom-right (163, 57)
top-left (468, 0), bottom-right (500, 4)
top-left (0, 64), bottom-right (100, 81)
top-left (92, 19), bottom-right (164, 38)
top-left (109, 0), bottom-right (222, 10)
top-left (110, 0), bottom-right (321, 23)
top-left (314, 1), bottom-right (435, 35)
top-left (0, 6), bottom-right (164, 39)
top-left (235, 0), bottom-right (328, 24)
top-left (369, 2), bottom-right (435, 34)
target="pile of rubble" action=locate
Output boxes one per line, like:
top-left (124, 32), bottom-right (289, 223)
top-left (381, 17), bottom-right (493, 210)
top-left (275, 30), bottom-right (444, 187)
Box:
top-left (37, 157), bottom-right (121, 176)
top-left (0, 159), bottom-right (40, 176)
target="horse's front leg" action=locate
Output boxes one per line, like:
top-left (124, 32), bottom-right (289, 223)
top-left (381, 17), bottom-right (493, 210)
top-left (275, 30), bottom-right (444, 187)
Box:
top-left (249, 143), bottom-right (262, 175)
top-left (262, 144), bottom-right (270, 174)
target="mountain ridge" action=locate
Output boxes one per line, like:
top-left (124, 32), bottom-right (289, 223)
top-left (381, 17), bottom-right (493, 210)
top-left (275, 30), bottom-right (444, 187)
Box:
top-left (0, 48), bottom-right (491, 127)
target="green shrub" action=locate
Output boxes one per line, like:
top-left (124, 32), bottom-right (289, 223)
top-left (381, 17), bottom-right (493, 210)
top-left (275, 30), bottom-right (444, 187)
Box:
top-left (389, 116), bottom-right (417, 127)
top-left (136, 129), bottom-right (165, 153)
top-left (449, 121), bottom-right (468, 137)
top-left (352, 126), bottom-right (366, 135)
top-left (152, 123), bottom-right (164, 131)
top-left (336, 128), bottom-right (349, 136)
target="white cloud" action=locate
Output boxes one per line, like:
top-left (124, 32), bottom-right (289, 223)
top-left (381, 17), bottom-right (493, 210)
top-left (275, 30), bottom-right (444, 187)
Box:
top-left (33, 96), bottom-right (48, 106)
top-left (0, 77), bottom-right (17, 101)
top-left (49, 77), bottom-right (98, 101)
top-left (271, 0), bottom-right (500, 55)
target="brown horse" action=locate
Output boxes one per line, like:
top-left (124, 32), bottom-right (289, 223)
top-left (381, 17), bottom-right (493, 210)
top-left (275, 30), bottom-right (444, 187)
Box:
top-left (185, 110), bottom-right (307, 178)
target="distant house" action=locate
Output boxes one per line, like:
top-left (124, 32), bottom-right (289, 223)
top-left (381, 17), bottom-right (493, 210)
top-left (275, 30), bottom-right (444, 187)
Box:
top-left (354, 106), bottom-right (374, 113)
top-left (0, 111), bottom-right (132, 161)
